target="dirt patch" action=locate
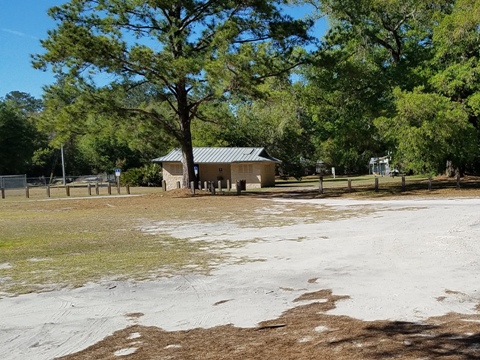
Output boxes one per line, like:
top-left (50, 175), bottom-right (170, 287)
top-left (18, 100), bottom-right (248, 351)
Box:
top-left (57, 290), bottom-right (480, 360)
top-left (293, 289), bottom-right (350, 306)
top-left (146, 188), bottom-right (212, 198)
top-left (125, 313), bottom-right (144, 319)
top-left (4, 192), bottom-right (480, 360)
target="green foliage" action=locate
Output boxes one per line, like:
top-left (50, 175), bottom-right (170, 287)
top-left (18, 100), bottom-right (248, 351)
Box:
top-left (431, 0), bottom-right (480, 127)
top-left (0, 92), bottom-right (54, 176)
top-left (371, 0), bottom-right (480, 175)
top-left (298, 0), bottom-right (476, 175)
top-left (121, 164), bottom-right (162, 187)
top-left (38, 80), bottom-right (176, 175)
top-left (0, 101), bottom-right (38, 175)
top-left (34, 0), bottom-right (313, 187)
top-left (192, 78), bottom-right (317, 179)
top-left (26, 0), bottom-right (480, 179)
top-left (4, 91), bottom-right (43, 114)
top-left (375, 88), bottom-right (477, 174)
top-left (300, 46), bottom-right (389, 174)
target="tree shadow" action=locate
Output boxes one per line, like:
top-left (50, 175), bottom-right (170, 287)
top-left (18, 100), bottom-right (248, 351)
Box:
top-left (233, 176), bottom-right (480, 199)
top-left (327, 320), bottom-right (480, 359)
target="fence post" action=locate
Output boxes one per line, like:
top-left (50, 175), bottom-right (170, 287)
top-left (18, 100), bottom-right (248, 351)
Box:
top-left (318, 176), bottom-right (324, 194)
top-left (456, 173), bottom-right (461, 189)
top-left (1, 187), bottom-right (4, 199)
top-left (347, 179), bottom-right (352, 192)
top-left (108, 183), bottom-right (112, 195)
top-left (95, 182), bottom-right (99, 195)
top-left (116, 183), bottom-right (121, 194)
top-left (428, 175), bottom-right (432, 191)
top-left (204, 181), bottom-right (208, 191)
top-left (401, 175), bottom-right (406, 192)
top-left (46, 185), bottom-right (51, 198)
top-left (210, 182), bottom-right (216, 195)
top-left (87, 183), bottom-right (92, 196)
top-left (374, 177), bottom-right (379, 192)
top-left (190, 181), bottom-right (196, 194)
top-left (65, 185), bottom-right (70, 197)
top-left (176, 181), bottom-right (181, 189)
top-left (236, 180), bottom-right (241, 195)
top-left (162, 180), bottom-right (167, 192)
top-left (126, 184), bottom-right (130, 194)
top-left (227, 179), bottom-right (231, 191)
top-left (218, 180), bottom-right (222, 193)
top-left (25, 186), bottom-right (30, 199)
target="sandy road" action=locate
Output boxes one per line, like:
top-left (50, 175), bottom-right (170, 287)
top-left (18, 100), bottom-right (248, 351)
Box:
top-left (2, 197), bottom-right (480, 359)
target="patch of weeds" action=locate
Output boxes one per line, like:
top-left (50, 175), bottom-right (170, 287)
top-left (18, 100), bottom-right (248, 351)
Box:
top-left (0, 209), bottom-right (226, 295)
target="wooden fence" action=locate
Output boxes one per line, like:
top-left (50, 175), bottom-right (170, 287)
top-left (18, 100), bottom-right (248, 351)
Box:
top-left (1, 183), bottom-right (131, 200)
top-left (0, 174), bottom-right (467, 199)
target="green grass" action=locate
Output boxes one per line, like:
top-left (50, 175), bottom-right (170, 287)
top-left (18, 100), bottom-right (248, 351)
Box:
top-left (0, 187), bottom-right (372, 296)
top-left (2, 175), bottom-right (480, 297)
top-left (0, 198), bottom-right (224, 296)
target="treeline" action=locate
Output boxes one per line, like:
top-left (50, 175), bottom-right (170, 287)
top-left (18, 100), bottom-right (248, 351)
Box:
top-left (2, 0), bottom-right (480, 181)
top-left (0, 91), bottom-right (169, 179)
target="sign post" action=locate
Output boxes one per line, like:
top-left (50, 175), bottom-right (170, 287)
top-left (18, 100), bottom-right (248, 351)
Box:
top-left (115, 168), bottom-right (121, 193)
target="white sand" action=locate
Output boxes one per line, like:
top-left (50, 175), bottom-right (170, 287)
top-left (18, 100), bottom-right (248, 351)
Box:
top-left (2, 197), bottom-right (480, 359)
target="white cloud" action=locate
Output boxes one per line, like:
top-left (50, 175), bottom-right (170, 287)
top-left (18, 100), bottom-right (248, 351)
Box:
top-left (1, 28), bottom-right (38, 40)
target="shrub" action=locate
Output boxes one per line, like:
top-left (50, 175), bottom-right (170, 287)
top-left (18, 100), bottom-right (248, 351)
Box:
top-left (121, 164), bottom-right (162, 186)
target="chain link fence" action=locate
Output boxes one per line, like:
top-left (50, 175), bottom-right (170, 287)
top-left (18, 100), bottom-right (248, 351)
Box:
top-left (26, 174), bottom-right (116, 187)
top-left (0, 174), bottom-right (27, 189)
top-left (0, 173), bottom-right (127, 199)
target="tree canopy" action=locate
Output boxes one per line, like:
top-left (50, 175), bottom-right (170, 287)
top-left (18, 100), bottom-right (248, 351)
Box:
top-left (0, 0), bottom-right (477, 179)
top-left (34, 0), bottom-right (312, 186)
top-left (0, 96), bottom-right (39, 175)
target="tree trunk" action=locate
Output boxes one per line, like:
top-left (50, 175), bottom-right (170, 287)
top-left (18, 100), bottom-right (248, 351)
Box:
top-left (177, 80), bottom-right (195, 188)
top-left (180, 134), bottom-right (195, 188)
top-left (445, 160), bottom-right (455, 177)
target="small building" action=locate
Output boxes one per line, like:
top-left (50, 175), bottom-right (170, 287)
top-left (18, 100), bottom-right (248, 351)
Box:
top-left (152, 147), bottom-right (280, 190)
top-left (369, 156), bottom-right (391, 176)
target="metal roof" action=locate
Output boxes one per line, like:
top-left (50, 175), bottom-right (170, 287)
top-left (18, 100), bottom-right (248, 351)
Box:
top-left (152, 147), bottom-right (281, 163)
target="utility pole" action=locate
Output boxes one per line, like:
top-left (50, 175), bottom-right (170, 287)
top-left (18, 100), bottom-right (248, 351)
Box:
top-left (61, 144), bottom-right (66, 185)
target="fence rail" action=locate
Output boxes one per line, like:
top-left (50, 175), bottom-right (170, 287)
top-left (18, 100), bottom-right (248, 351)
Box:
top-left (1, 182), bottom-right (131, 200)
top-left (1, 174), bottom-right (471, 200)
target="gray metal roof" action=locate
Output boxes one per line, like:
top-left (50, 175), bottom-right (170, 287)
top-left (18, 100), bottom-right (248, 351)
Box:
top-left (152, 147), bottom-right (281, 163)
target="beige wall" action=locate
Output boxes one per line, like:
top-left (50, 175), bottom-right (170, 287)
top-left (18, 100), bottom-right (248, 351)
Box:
top-left (163, 161), bottom-right (276, 190)
top-left (162, 163), bottom-right (183, 190)
top-left (261, 162), bottom-right (276, 187)
top-left (231, 162), bottom-right (262, 189)
top-left (198, 163), bottom-right (230, 188)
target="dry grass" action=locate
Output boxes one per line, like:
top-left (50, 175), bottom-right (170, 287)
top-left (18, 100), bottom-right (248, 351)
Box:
top-left (2, 176), bottom-right (480, 296)
top-left (58, 289), bottom-right (480, 360)
top-left (265, 175), bottom-right (480, 199)
top-left (3, 180), bottom-right (480, 359)
top-left (0, 187), bottom-right (362, 296)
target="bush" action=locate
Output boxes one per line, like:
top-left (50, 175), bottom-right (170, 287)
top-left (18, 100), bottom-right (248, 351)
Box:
top-left (121, 164), bottom-right (162, 186)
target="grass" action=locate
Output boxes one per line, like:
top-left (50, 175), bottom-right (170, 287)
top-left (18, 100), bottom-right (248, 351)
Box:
top-left (0, 189), bottom-right (354, 296)
top-left (271, 174), bottom-right (480, 198)
top-left (275, 174), bottom-right (427, 189)
top-left (2, 174), bottom-right (480, 296)
top-left (0, 195), bottom-right (224, 295)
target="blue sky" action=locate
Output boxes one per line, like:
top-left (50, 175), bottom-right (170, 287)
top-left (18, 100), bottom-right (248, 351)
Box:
top-left (0, 1), bottom-right (326, 100)
top-left (0, 1), bottom-right (67, 98)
